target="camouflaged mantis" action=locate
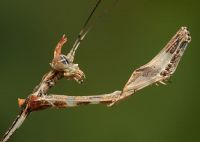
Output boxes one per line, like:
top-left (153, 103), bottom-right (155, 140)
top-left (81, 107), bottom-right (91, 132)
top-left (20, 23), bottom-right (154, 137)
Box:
top-left (0, 0), bottom-right (191, 141)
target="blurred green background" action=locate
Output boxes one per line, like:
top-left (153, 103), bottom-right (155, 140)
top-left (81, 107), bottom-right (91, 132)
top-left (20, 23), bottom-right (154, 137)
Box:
top-left (0, 0), bottom-right (199, 142)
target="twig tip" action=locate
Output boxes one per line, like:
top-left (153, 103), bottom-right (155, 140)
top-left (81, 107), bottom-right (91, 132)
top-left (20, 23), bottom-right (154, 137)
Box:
top-left (18, 98), bottom-right (25, 108)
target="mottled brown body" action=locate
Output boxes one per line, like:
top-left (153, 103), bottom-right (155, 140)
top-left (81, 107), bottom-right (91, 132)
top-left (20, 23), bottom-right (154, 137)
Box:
top-left (1, 27), bottom-right (191, 142)
top-left (16, 27), bottom-right (191, 110)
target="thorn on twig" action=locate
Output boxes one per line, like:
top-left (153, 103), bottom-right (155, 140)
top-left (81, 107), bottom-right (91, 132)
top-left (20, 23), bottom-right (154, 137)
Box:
top-left (18, 98), bottom-right (25, 108)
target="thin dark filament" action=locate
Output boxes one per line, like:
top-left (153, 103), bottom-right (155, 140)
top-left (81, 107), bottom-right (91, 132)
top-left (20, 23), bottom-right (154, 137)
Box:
top-left (68, 0), bottom-right (102, 60)
top-left (68, 0), bottom-right (119, 61)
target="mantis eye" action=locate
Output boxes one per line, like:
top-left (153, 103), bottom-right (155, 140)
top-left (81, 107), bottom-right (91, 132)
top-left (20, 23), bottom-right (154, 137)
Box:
top-left (59, 55), bottom-right (69, 65)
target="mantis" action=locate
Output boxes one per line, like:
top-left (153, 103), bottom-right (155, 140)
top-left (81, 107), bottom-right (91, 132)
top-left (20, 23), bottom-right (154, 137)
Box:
top-left (0, 0), bottom-right (191, 141)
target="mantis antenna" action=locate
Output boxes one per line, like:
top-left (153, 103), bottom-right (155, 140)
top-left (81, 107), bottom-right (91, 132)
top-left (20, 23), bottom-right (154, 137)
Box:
top-left (67, 0), bottom-right (119, 62)
top-left (67, 0), bottom-right (102, 62)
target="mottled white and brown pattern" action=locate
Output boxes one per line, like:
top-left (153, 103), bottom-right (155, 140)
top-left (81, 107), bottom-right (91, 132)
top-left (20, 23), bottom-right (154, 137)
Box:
top-left (23, 27), bottom-right (191, 109)
top-left (118, 27), bottom-right (191, 103)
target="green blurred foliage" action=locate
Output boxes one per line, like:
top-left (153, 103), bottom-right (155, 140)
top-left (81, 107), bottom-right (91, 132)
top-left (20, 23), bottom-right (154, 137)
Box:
top-left (0, 0), bottom-right (199, 142)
